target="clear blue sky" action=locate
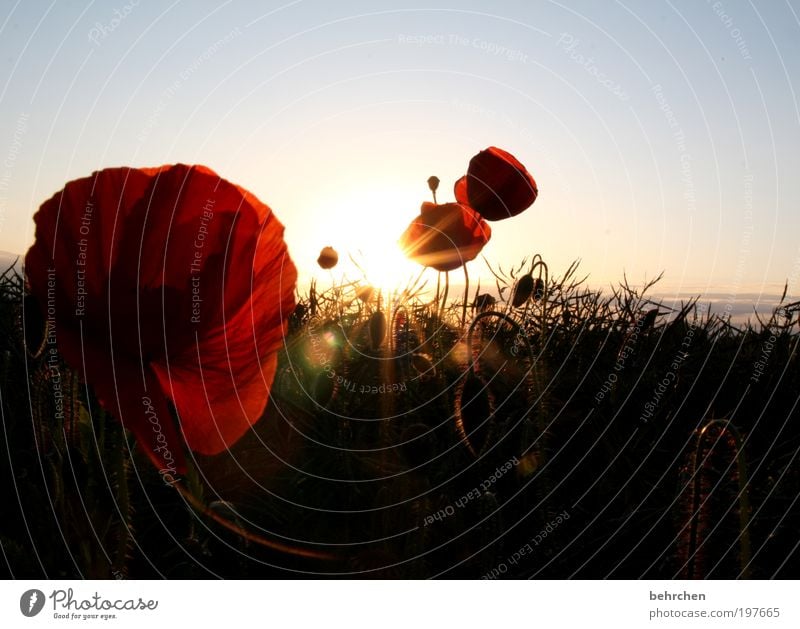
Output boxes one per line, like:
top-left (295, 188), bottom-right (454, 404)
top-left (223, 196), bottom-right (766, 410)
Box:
top-left (1, 0), bottom-right (799, 298)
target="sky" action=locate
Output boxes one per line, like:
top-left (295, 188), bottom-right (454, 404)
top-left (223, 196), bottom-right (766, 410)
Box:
top-left (1, 0), bottom-right (799, 303)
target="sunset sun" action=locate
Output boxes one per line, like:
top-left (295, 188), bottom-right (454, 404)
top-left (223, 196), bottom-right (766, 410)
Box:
top-left (303, 184), bottom-right (429, 293)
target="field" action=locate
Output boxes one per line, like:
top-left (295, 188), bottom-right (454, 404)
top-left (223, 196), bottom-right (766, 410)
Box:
top-left (1, 258), bottom-right (799, 578)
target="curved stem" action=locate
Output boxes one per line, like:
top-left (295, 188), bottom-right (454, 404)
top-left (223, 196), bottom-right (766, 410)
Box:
top-left (172, 479), bottom-right (336, 560)
top-left (466, 310), bottom-right (534, 375)
top-left (531, 259), bottom-right (550, 348)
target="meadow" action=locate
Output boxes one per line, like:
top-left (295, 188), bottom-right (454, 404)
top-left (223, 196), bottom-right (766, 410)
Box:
top-left (2, 256), bottom-right (798, 578)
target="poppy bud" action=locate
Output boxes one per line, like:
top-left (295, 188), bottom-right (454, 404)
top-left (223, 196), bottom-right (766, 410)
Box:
top-left (473, 293), bottom-right (496, 312)
top-left (317, 246), bottom-right (339, 269)
top-left (313, 370), bottom-right (338, 407)
top-left (511, 274), bottom-right (534, 307)
top-left (289, 303), bottom-right (307, 333)
top-left (369, 310), bottom-right (387, 350)
top-left (638, 308), bottom-right (659, 331)
top-left (309, 280), bottom-right (318, 316)
top-left (427, 176), bottom-right (440, 193)
top-left (393, 308), bottom-right (410, 352)
top-left (356, 285), bottom-right (374, 303)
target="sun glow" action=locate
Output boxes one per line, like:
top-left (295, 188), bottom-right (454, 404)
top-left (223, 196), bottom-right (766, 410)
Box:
top-left (298, 184), bottom-right (431, 295)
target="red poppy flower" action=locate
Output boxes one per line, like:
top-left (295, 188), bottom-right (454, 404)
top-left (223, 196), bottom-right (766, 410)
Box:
top-left (25, 164), bottom-right (297, 477)
top-left (454, 146), bottom-right (537, 221)
top-left (399, 202), bottom-right (491, 272)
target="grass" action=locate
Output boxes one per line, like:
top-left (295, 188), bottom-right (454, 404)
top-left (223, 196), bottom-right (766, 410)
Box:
top-left (1, 257), bottom-right (799, 578)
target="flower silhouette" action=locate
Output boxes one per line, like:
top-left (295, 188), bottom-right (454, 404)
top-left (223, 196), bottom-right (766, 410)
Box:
top-left (25, 164), bottom-right (296, 474)
top-left (399, 201), bottom-right (491, 272)
top-left (455, 146), bottom-right (537, 221)
top-left (317, 246), bottom-right (338, 269)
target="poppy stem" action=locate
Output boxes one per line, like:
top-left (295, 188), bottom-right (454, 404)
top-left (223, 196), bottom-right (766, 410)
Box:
top-left (466, 310), bottom-right (533, 374)
top-left (172, 479), bottom-right (336, 560)
top-left (432, 189), bottom-right (438, 204)
top-left (441, 271), bottom-right (450, 320)
top-left (461, 263), bottom-right (470, 330)
top-left (435, 272), bottom-right (441, 318)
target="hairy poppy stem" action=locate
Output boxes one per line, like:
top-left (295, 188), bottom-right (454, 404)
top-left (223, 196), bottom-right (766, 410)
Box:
top-left (441, 271), bottom-right (450, 320)
top-left (462, 263), bottom-right (470, 329)
top-left (466, 310), bottom-right (534, 376)
top-left (684, 419), bottom-right (751, 578)
top-left (531, 258), bottom-right (550, 348)
top-left (172, 480), bottom-right (335, 560)
top-left (435, 272), bottom-right (441, 318)
top-left (427, 175), bottom-right (440, 204)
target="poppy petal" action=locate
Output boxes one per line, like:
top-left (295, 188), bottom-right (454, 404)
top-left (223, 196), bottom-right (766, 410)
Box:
top-left (152, 206), bottom-right (296, 454)
top-left (400, 202), bottom-right (491, 272)
top-left (26, 167), bottom-right (159, 325)
top-left (25, 164), bottom-right (296, 469)
top-left (463, 147), bottom-right (537, 221)
top-left (54, 319), bottom-right (187, 475)
top-left (152, 352), bottom-right (279, 456)
top-left (454, 176), bottom-right (469, 206)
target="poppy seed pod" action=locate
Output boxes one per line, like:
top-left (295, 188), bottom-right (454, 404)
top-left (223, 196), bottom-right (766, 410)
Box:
top-left (356, 285), bottom-right (374, 303)
top-left (511, 274), bottom-right (534, 307)
top-left (317, 246), bottom-right (338, 269)
top-left (427, 176), bottom-right (440, 194)
top-left (455, 146), bottom-right (537, 221)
